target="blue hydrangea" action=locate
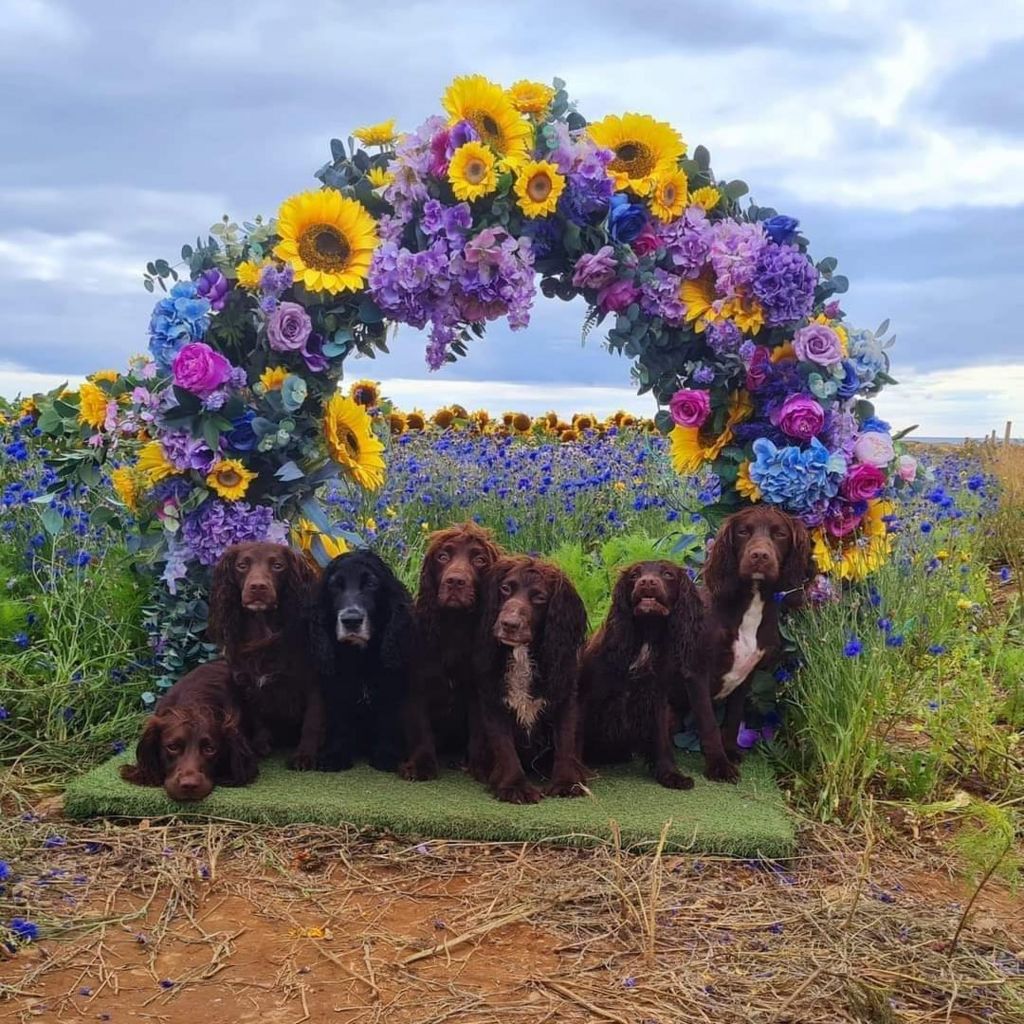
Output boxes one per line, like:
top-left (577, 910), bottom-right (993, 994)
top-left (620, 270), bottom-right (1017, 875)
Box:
top-left (148, 282), bottom-right (211, 370)
top-left (847, 327), bottom-right (889, 382)
top-left (748, 436), bottom-right (845, 512)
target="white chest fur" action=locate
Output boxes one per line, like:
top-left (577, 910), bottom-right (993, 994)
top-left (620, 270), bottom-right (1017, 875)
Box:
top-left (717, 589), bottom-right (765, 700)
top-left (504, 645), bottom-right (546, 732)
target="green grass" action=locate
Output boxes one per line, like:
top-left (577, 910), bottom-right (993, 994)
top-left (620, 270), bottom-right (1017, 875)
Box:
top-left (64, 752), bottom-right (795, 858)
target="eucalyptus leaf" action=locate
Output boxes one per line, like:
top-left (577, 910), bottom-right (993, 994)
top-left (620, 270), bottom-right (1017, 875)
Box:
top-left (40, 507), bottom-right (64, 536)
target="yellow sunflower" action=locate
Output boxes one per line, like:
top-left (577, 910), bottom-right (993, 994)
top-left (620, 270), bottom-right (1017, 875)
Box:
top-left (353, 118), bottom-right (398, 147)
top-left (78, 381), bottom-right (110, 430)
top-left (813, 499), bottom-right (895, 581)
top-left (206, 459), bottom-right (257, 501)
top-left (323, 393), bottom-right (386, 491)
top-left (718, 293), bottom-right (765, 336)
top-left (573, 413), bottom-right (596, 431)
top-left (770, 341), bottom-right (797, 364)
top-left (259, 366), bottom-right (288, 392)
top-left (735, 460), bottom-right (762, 503)
top-left (433, 407), bottom-right (455, 429)
top-left (690, 186), bottom-right (721, 212)
top-left (649, 168), bottom-right (688, 222)
top-left (727, 389), bottom-right (755, 427)
top-left (450, 403), bottom-right (469, 420)
top-left (588, 113), bottom-right (685, 196)
top-left (348, 379), bottom-right (381, 407)
top-left (406, 410), bottom-right (426, 431)
top-left (388, 411), bottom-right (407, 435)
top-left (442, 75), bottom-right (532, 165)
top-left (293, 517), bottom-right (350, 563)
top-left (507, 80), bottom-right (555, 116)
top-left (236, 259), bottom-right (266, 289)
top-left (511, 412), bottom-right (532, 433)
top-left (560, 428), bottom-right (579, 442)
top-left (110, 466), bottom-right (142, 512)
top-left (274, 189), bottom-right (378, 294)
top-left (90, 369), bottom-right (120, 383)
top-left (448, 141), bottom-right (498, 202)
top-left (514, 160), bottom-right (566, 218)
top-left (669, 424), bottom-right (733, 474)
top-left (472, 409), bottom-right (492, 429)
top-left (136, 440), bottom-right (177, 485)
top-left (680, 272), bottom-right (719, 333)
top-left (366, 166), bottom-right (394, 189)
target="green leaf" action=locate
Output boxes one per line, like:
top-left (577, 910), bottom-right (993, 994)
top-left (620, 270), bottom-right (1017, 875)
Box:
top-left (694, 145), bottom-right (711, 172)
top-left (723, 179), bottom-right (748, 200)
top-left (202, 417), bottom-right (223, 452)
top-left (357, 296), bottom-right (384, 324)
top-left (275, 460), bottom-right (305, 482)
top-left (41, 507), bottom-right (64, 536)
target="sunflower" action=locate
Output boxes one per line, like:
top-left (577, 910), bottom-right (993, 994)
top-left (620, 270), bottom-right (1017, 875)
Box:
top-left (448, 142), bottom-right (498, 202)
top-left (366, 166), bottom-right (394, 189)
top-left (406, 410), bottom-right (426, 431)
top-left (472, 409), bottom-right (492, 429)
top-left (136, 440), bottom-right (177, 485)
top-left (735, 460), bottom-right (762, 503)
top-left (293, 518), bottom-right (350, 563)
top-left (680, 272), bottom-right (719, 333)
top-left (507, 79), bottom-right (555, 115)
top-left (514, 160), bottom-right (566, 218)
top-left (588, 113), bottom-right (685, 196)
top-left (259, 366), bottom-right (288, 392)
top-left (719, 293), bottom-right (765, 336)
top-left (433, 407), bottom-right (455, 429)
top-left (560, 428), bottom-right (579, 442)
top-left (236, 259), bottom-right (266, 290)
top-left (689, 186), bottom-right (721, 212)
top-left (353, 118), bottom-right (398, 147)
top-left (388, 411), bottom-right (407, 435)
top-left (274, 189), bottom-right (379, 294)
top-left (18, 398), bottom-right (38, 419)
top-left (90, 369), bottom-right (120, 384)
top-left (727, 389), bottom-right (755, 427)
top-left (450, 403), bottom-right (469, 420)
top-left (669, 424), bottom-right (733, 474)
top-left (543, 410), bottom-right (559, 429)
top-left (206, 459), bottom-right (257, 502)
top-left (649, 168), bottom-right (688, 222)
top-left (110, 467), bottom-right (142, 512)
top-left (349, 379), bottom-right (381, 407)
top-left (511, 412), bottom-right (532, 433)
top-left (501, 412), bottom-right (515, 427)
top-left (442, 75), bottom-right (532, 164)
top-left (813, 499), bottom-right (894, 581)
top-left (574, 413), bottom-right (596, 431)
top-left (323, 393), bottom-right (386, 491)
top-left (621, 413), bottom-right (637, 428)
top-left (78, 381), bottom-right (109, 430)
top-left (770, 341), bottom-right (797, 364)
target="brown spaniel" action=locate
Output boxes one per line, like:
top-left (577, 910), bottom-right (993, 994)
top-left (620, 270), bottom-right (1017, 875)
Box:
top-left (120, 660), bottom-right (257, 802)
top-left (400, 522), bottom-right (502, 781)
top-left (700, 506), bottom-right (811, 768)
top-left (579, 560), bottom-right (732, 788)
top-left (473, 555), bottom-right (587, 804)
top-left (207, 542), bottom-right (324, 770)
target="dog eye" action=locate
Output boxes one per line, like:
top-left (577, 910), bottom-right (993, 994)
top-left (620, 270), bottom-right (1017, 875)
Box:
top-left (271, 561), bottom-right (285, 571)
top-left (236, 560), bottom-right (250, 572)
top-left (200, 741), bottom-right (216, 755)
top-left (165, 743), bottom-right (182, 755)
top-left (531, 591), bottom-right (548, 604)
top-left (499, 582), bottom-right (513, 596)
top-left (472, 554), bottom-right (487, 566)
top-left (771, 527), bottom-right (787, 539)
top-left (662, 571), bottom-right (675, 580)
top-left (436, 551), bottom-right (450, 563)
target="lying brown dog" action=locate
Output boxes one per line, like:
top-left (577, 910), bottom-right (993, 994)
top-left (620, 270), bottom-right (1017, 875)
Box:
top-left (120, 660), bottom-right (258, 801)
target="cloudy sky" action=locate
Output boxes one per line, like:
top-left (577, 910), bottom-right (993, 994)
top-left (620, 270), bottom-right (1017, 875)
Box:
top-left (1, 0), bottom-right (1021, 436)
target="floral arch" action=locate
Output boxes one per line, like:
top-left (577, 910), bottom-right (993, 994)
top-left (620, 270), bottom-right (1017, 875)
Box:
top-left (39, 74), bottom-right (916, 685)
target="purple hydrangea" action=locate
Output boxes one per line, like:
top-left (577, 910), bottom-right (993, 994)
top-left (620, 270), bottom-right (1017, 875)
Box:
top-left (369, 239), bottom-right (453, 330)
top-left (160, 432), bottom-right (216, 474)
top-left (421, 199), bottom-right (472, 241)
top-left (706, 320), bottom-right (743, 356)
top-left (657, 206), bottom-right (713, 279)
top-left (708, 220), bottom-right (766, 297)
top-left (751, 243), bottom-right (818, 326)
top-left (640, 268), bottom-right (687, 326)
top-left (181, 501), bottom-right (286, 567)
top-left (561, 146), bottom-right (615, 226)
top-left (451, 227), bottom-right (535, 330)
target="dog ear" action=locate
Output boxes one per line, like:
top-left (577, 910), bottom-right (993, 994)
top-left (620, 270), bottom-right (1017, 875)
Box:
top-left (207, 546), bottom-right (241, 653)
top-left (780, 515), bottom-right (812, 608)
top-left (217, 710), bottom-right (259, 786)
top-left (704, 517), bottom-right (742, 604)
top-left (380, 568), bottom-right (415, 673)
top-left (668, 567), bottom-right (704, 670)
top-left (598, 566), bottom-right (638, 669)
top-left (119, 714), bottom-right (166, 786)
top-left (473, 556), bottom-right (509, 677)
top-left (538, 567), bottom-right (588, 703)
top-left (416, 535), bottom-right (443, 609)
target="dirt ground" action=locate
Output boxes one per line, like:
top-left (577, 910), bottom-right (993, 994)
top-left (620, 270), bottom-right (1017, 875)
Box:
top-left (1, 806), bottom-right (1023, 1024)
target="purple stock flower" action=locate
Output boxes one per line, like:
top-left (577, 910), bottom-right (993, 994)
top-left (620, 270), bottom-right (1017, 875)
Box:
top-left (752, 243), bottom-right (818, 326)
top-left (706, 320), bottom-right (743, 355)
top-left (421, 199), bottom-right (472, 240)
top-left (259, 263), bottom-right (294, 298)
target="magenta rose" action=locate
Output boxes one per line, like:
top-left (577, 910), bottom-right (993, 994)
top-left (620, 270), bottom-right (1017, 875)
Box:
top-left (840, 462), bottom-right (886, 502)
top-left (793, 323), bottom-right (843, 367)
top-left (571, 246), bottom-right (617, 290)
top-left (597, 278), bottom-right (640, 314)
top-left (771, 394), bottom-right (824, 441)
top-left (824, 502), bottom-right (865, 538)
top-left (669, 388), bottom-right (711, 429)
top-left (267, 301), bottom-right (312, 353)
top-left (171, 342), bottom-right (232, 398)
top-left (630, 223), bottom-right (660, 257)
top-left (745, 346), bottom-right (772, 391)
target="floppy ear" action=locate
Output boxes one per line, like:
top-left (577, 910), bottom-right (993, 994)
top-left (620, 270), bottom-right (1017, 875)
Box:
top-left (598, 567), bottom-right (638, 671)
top-left (284, 545), bottom-right (320, 605)
top-left (217, 710), bottom-right (259, 786)
top-left (668, 569), bottom-right (704, 672)
top-left (311, 561), bottom-right (338, 679)
top-left (283, 545), bottom-right (322, 650)
top-left (704, 518), bottom-right (742, 605)
top-left (779, 515), bottom-right (812, 609)
top-left (207, 547), bottom-right (241, 654)
top-left (380, 568), bottom-right (415, 674)
top-left (473, 558), bottom-right (508, 678)
top-left (416, 538), bottom-right (442, 609)
top-left (538, 568), bottom-right (588, 704)
top-left (119, 714), bottom-right (165, 786)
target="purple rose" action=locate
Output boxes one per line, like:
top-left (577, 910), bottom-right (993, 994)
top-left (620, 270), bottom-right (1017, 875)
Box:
top-left (597, 278), bottom-right (640, 314)
top-left (171, 342), bottom-right (233, 398)
top-left (793, 324), bottom-right (843, 367)
top-left (771, 394), bottom-right (825, 441)
top-left (669, 388), bottom-right (711, 429)
top-left (267, 301), bottom-right (312, 353)
top-left (572, 246), bottom-right (617, 290)
top-left (840, 462), bottom-right (886, 502)
top-left (196, 268), bottom-right (229, 311)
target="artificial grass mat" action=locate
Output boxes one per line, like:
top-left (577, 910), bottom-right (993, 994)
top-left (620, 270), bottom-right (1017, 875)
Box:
top-left (65, 752), bottom-right (795, 858)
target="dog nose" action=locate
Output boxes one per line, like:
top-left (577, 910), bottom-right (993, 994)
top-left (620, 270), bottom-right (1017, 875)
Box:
top-left (444, 574), bottom-right (468, 589)
top-left (339, 609), bottom-right (365, 629)
top-left (636, 576), bottom-right (659, 594)
top-left (176, 774), bottom-right (202, 796)
top-left (247, 580), bottom-right (269, 594)
top-left (748, 547), bottom-right (773, 568)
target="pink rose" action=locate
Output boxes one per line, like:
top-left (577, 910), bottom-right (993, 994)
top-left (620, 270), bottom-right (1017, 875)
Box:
top-left (668, 388), bottom-right (711, 429)
top-left (171, 342), bottom-right (232, 397)
top-left (267, 301), bottom-right (312, 353)
top-left (745, 346), bottom-right (772, 391)
top-left (771, 394), bottom-right (824, 442)
top-left (840, 462), bottom-right (886, 502)
top-left (853, 431), bottom-right (895, 467)
top-left (630, 224), bottom-right (660, 257)
top-left (572, 246), bottom-right (617, 290)
top-left (824, 502), bottom-right (865, 538)
top-left (793, 323), bottom-right (843, 367)
top-left (597, 278), bottom-right (640, 314)
top-left (896, 454), bottom-right (917, 482)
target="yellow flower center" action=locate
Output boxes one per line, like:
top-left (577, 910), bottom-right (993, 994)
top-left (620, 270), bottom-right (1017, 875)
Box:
top-left (464, 158), bottom-right (488, 185)
top-left (611, 140), bottom-right (655, 179)
top-left (526, 172), bottom-right (553, 202)
top-left (299, 224), bottom-right (351, 272)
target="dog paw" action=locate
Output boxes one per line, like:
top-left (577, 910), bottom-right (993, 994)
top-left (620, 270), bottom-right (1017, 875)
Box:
top-left (287, 752), bottom-right (316, 772)
top-left (704, 757), bottom-right (740, 784)
top-left (494, 781), bottom-right (543, 805)
top-left (313, 754), bottom-right (353, 773)
top-left (546, 777), bottom-right (585, 798)
top-left (398, 757), bottom-right (438, 782)
top-left (655, 769), bottom-right (695, 791)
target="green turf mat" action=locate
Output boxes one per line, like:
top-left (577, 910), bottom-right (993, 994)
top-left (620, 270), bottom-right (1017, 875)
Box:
top-left (65, 752), bottom-right (795, 858)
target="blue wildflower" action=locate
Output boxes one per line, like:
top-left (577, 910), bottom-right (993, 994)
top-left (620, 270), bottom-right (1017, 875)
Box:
top-left (7, 917), bottom-right (39, 942)
top-left (44, 835), bottom-right (66, 849)
top-left (885, 635), bottom-right (905, 648)
top-left (13, 632), bottom-right (29, 649)
top-left (843, 637), bottom-right (863, 658)
top-left (927, 644), bottom-right (947, 656)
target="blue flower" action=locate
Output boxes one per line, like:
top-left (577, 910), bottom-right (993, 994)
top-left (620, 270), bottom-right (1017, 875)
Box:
top-left (0, 707), bottom-right (9, 720)
top-left (920, 521), bottom-right (933, 534)
top-left (835, 360), bottom-right (861, 400)
top-left (607, 194), bottom-right (647, 244)
top-left (927, 644), bottom-right (947, 656)
top-left (860, 417), bottom-right (891, 434)
top-left (148, 282), bottom-right (211, 370)
top-left (762, 215), bottom-right (799, 245)
top-left (966, 474), bottom-right (985, 492)
top-left (999, 566), bottom-right (1012, 583)
top-left (748, 436), bottom-right (845, 512)
top-left (0, 861), bottom-right (10, 882)
top-left (226, 410), bottom-right (259, 452)
top-left (843, 636), bottom-right (863, 658)
top-left (44, 835), bottom-right (66, 849)
top-left (7, 917), bottom-right (39, 942)
top-left (885, 634), bottom-right (905, 648)
top-left (13, 632), bottom-right (29, 649)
